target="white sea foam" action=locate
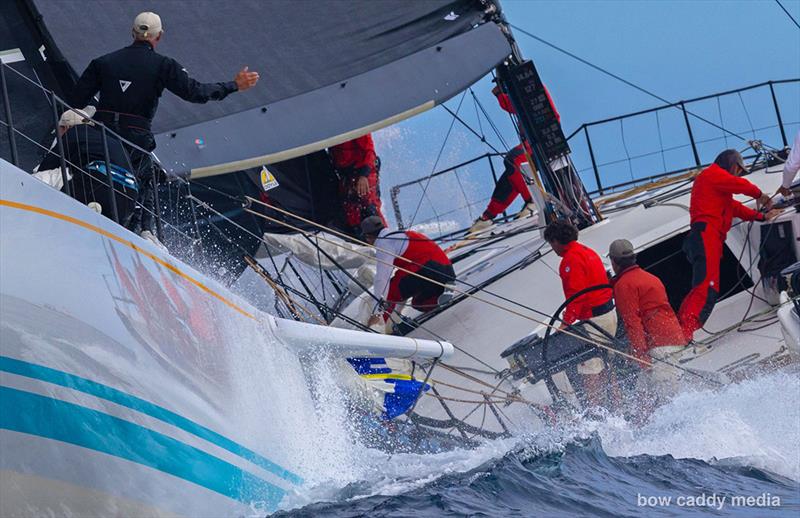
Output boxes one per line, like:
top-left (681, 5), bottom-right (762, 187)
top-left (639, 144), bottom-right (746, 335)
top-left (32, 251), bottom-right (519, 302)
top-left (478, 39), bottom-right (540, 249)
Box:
top-left (597, 369), bottom-right (800, 481)
top-left (277, 366), bottom-right (799, 512)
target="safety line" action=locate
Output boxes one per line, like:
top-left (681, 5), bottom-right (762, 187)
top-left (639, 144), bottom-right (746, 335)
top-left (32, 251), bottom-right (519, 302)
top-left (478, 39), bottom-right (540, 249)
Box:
top-left (242, 202), bottom-right (653, 368)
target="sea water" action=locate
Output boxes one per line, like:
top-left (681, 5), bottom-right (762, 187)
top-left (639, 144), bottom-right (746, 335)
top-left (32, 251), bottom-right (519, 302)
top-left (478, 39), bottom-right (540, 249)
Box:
top-left (274, 368), bottom-right (799, 517)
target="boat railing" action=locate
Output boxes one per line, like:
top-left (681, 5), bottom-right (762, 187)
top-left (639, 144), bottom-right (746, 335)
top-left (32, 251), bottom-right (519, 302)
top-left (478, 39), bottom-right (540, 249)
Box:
top-left (565, 78), bottom-right (799, 195)
top-left (389, 78), bottom-right (798, 232)
top-left (0, 60), bottom-right (186, 244)
top-left (389, 152), bottom-right (506, 232)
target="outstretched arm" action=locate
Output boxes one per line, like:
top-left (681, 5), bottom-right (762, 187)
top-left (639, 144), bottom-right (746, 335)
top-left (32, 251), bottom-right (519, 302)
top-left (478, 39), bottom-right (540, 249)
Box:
top-left (711, 169), bottom-right (762, 198)
top-left (163, 59), bottom-right (258, 103)
top-left (731, 200), bottom-right (764, 222)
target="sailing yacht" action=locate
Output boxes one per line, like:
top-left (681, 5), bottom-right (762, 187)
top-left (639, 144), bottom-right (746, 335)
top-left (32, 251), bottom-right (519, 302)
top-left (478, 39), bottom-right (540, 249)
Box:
top-left (0, 0), bottom-right (797, 515)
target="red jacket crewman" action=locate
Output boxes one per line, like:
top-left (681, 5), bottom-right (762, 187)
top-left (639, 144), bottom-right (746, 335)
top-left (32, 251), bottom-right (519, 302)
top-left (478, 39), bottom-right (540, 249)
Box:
top-left (361, 216), bottom-right (456, 328)
top-left (329, 134), bottom-right (386, 234)
top-left (677, 149), bottom-right (778, 341)
top-left (470, 84), bottom-right (560, 233)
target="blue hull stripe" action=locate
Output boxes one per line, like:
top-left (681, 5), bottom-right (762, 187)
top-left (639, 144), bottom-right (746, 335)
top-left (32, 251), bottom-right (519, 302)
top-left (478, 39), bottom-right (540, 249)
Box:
top-left (0, 355), bottom-right (302, 485)
top-left (0, 386), bottom-right (284, 508)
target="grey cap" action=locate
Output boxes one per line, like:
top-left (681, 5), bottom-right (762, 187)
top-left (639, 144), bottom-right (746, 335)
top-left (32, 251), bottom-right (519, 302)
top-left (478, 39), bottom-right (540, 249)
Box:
top-left (609, 239), bottom-right (635, 260)
top-left (360, 216), bottom-right (385, 236)
top-left (714, 149), bottom-right (748, 174)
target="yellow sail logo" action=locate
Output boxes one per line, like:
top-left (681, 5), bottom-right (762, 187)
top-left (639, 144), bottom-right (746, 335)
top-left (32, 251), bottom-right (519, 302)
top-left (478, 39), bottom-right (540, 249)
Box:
top-left (260, 166), bottom-right (279, 191)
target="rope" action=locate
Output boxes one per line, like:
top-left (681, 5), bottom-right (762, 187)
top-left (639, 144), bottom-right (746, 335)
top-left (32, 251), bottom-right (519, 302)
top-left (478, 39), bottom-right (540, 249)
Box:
top-left (246, 195), bottom-right (554, 321)
top-left (243, 197), bottom-right (655, 368)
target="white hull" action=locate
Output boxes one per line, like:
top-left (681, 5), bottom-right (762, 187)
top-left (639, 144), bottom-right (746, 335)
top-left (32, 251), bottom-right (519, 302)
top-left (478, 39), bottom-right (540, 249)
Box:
top-left (0, 159), bottom-right (450, 515)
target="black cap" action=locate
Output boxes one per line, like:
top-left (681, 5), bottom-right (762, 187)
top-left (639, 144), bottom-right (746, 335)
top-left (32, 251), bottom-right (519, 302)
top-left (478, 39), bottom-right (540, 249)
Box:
top-left (360, 216), bottom-right (385, 236)
top-left (714, 149), bottom-right (748, 174)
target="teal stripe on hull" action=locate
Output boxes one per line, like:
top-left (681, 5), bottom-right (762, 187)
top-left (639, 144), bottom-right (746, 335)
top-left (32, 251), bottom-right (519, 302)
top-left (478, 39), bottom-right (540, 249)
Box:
top-left (0, 355), bottom-right (302, 485)
top-left (0, 386), bottom-right (284, 509)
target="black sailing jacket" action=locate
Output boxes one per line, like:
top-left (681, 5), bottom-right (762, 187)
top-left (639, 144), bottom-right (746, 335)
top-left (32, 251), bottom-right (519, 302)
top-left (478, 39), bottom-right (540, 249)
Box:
top-left (70, 40), bottom-right (237, 132)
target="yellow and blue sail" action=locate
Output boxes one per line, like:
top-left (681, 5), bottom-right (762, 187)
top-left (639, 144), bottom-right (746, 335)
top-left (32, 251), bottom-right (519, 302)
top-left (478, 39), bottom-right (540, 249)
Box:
top-left (346, 357), bottom-right (429, 420)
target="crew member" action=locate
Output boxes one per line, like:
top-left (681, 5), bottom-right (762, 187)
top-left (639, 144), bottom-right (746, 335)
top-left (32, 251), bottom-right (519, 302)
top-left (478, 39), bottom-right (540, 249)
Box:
top-left (469, 85), bottom-right (560, 233)
top-left (544, 220), bottom-right (616, 405)
top-left (329, 134), bottom-right (386, 235)
top-left (778, 129), bottom-right (800, 197)
top-left (677, 149), bottom-right (780, 341)
top-left (609, 239), bottom-right (686, 363)
top-left (361, 216), bottom-right (455, 329)
top-left (69, 11), bottom-right (259, 247)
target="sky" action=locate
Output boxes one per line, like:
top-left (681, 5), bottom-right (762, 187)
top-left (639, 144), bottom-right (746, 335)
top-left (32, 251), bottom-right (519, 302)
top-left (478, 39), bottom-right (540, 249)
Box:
top-left (376, 0), bottom-right (800, 232)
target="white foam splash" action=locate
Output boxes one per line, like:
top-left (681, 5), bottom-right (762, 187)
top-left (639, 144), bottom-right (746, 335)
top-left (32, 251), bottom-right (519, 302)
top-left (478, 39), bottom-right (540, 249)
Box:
top-left (595, 369), bottom-right (800, 481)
top-left (279, 368), bottom-right (799, 513)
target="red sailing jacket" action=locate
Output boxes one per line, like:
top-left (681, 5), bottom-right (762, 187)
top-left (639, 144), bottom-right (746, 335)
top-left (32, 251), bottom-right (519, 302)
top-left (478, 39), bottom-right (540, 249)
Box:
top-left (329, 134), bottom-right (377, 177)
top-left (393, 231), bottom-right (451, 273)
top-left (689, 163), bottom-right (765, 237)
top-left (558, 241), bottom-right (613, 325)
top-left (612, 265), bottom-right (686, 360)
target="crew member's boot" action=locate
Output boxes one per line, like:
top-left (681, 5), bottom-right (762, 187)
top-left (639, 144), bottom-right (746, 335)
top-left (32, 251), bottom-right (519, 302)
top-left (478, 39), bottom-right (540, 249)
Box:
top-left (140, 230), bottom-right (168, 252)
top-left (468, 216), bottom-right (493, 234)
top-left (515, 201), bottom-right (537, 220)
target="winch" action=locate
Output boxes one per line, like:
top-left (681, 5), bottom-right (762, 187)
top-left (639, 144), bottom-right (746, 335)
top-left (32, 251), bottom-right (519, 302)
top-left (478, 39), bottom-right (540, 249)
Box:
top-left (500, 327), bottom-right (604, 384)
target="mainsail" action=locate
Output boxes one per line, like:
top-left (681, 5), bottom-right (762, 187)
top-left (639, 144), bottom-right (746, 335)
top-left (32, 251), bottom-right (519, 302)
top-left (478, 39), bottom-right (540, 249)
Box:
top-left (26, 0), bottom-right (512, 177)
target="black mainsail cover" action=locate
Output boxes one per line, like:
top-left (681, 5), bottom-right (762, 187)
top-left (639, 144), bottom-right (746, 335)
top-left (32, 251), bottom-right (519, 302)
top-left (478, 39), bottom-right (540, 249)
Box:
top-left (26, 0), bottom-right (512, 177)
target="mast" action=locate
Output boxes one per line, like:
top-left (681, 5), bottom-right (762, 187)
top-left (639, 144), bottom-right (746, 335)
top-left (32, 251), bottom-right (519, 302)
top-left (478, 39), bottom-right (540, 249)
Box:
top-left (489, 0), bottom-right (601, 227)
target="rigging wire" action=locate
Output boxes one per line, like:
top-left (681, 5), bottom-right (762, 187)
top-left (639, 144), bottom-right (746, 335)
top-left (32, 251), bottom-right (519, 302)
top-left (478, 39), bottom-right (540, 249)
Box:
top-left (774, 0), bottom-right (800, 29)
top-left (243, 196), bottom-right (658, 370)
top-left (407, 91), bottom-right (468, 227)
top-left (737, 92), bottom-right (758, 140)
top-left (619, 119), bottom-right (635, 180)
top-left (507, 23), bottom-right (775, 147)
top-left (471, 86), bottom-right (511, 151)
top-left (716, 96), bottom-right (729, 149)
top-left (654, 110), bottom-right (668, 173)
top-left (470, 88), bottom-right (486, 143)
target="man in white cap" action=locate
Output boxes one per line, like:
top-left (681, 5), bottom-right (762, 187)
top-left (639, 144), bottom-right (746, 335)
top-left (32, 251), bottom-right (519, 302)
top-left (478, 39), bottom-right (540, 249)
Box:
top-left (69, 11), bottom-right (260, 247)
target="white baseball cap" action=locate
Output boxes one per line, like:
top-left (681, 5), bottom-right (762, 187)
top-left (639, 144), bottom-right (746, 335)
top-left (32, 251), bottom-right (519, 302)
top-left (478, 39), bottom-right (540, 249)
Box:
top-left (133, 12), bottom-right (162, 38)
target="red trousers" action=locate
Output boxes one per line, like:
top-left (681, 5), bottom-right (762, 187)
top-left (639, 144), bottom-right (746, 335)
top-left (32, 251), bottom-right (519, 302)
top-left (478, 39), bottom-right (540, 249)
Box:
top-left (383, 260), bottom-right (455, 320)
top-left (483, 144), bottom-right (533, 219)
top-left (339, 165), bottom-right (386, 229)
top-left (677, 222), bottom-right (722, 341)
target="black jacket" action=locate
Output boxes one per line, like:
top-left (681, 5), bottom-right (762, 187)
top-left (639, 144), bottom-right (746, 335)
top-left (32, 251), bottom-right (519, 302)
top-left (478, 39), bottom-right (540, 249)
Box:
top-left (70, 40), bottom-right (237, 130)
